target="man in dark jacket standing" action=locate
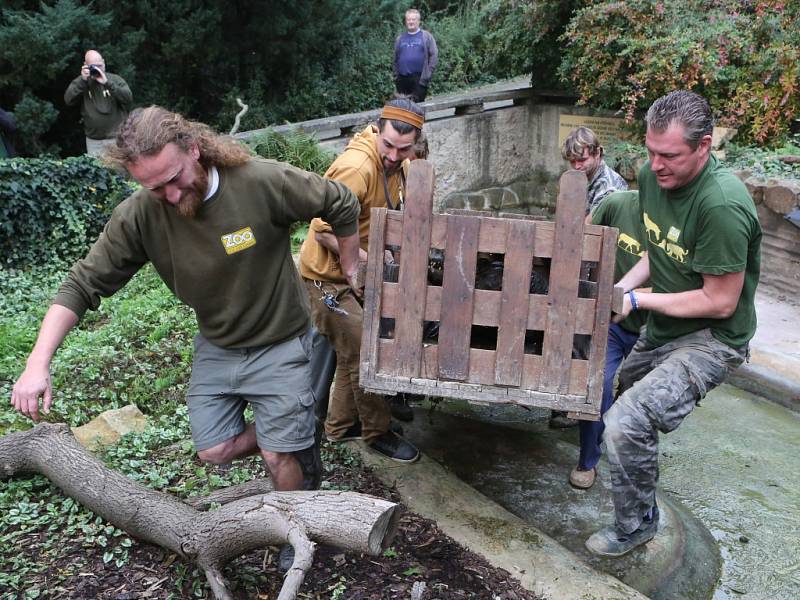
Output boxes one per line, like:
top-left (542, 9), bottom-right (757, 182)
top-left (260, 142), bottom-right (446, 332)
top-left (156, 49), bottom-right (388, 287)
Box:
top-left (64, 49), bottom-right (132, 156)
top-left (393, 9), bottom-right (438, 102)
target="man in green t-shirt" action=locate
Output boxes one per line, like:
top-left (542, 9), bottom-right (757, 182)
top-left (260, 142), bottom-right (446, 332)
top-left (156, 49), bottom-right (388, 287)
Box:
top-left (586, 91), bottom-right (761, 557)
top-left (11, 107), bottom-right (362, 507)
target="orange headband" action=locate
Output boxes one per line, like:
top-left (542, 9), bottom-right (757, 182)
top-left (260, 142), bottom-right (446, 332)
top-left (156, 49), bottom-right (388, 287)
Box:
top-left (380, 105), bottom-right (424, 130)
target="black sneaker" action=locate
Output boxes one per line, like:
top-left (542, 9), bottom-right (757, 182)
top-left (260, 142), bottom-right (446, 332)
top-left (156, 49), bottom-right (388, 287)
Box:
top-left (326, 420), bottom-right (404, 442)
top-left (549, 410), bottom-right (578, 429)
top-left (367, 430), bottom-right (420, 463)
top-left (387, 394), bottom-right (415, 422)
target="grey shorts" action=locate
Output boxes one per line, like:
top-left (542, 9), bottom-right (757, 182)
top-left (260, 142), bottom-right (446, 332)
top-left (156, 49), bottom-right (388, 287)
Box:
top-left (186, 330), bottom-right (315, 453)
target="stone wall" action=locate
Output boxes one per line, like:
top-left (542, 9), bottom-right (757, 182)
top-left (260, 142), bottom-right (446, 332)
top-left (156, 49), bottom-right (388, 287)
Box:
top-left (425, 105), bottom-right (536, 212)
top-left (737, 175), bottom-right (800, 297)
top-left (427, 100), bottom-right (626, 212)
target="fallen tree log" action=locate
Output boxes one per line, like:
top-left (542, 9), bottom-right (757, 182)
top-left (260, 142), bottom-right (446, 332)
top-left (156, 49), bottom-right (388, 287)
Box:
top-left (0, 423), bottom-right (401, 600)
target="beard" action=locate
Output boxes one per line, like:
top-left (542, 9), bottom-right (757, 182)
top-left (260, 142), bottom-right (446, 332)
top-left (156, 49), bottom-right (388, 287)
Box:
top-left (173, 163), bottom-right (208, 218)
top-left (383, 157), bottom-right (403, 176)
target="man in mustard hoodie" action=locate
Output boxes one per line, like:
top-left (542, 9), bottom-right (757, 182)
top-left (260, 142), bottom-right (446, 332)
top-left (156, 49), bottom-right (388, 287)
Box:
top-left (299, 98), bottom-right (424, 463)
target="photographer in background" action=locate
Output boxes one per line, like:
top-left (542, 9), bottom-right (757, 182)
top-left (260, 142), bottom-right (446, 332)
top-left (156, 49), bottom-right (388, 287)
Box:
top-left (64, 49), bottom-right (132, 156)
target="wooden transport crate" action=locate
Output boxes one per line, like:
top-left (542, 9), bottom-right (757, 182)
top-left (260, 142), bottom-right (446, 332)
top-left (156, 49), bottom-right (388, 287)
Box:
top-left (359, 160), bottom-right (622, 420)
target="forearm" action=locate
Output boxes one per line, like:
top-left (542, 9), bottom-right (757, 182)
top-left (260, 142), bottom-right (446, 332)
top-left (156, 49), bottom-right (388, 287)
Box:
top-left (316, 231), bottom-right (367, 262)
top-left (335, 232), bottom-right (362, 281)
top-left (634, 287), bottom-right (734, 320)
top-left (26, 304), bottom-right (80, 368)
top-left (315, 231), bottom-right (340, 255)
top-left (107, 78), bottom-right (133, 105)
top-left (616, 253), bottom-right (650, 292)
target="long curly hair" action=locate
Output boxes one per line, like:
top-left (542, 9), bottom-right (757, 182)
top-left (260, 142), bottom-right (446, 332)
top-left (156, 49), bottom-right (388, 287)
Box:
top-left (105, 105), bottom-right (251, 170)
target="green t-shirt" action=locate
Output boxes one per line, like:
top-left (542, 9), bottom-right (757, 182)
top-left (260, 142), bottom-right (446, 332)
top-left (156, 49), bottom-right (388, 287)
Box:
top-left (637, 154), bottom-right (761, 348)
top-left (591, 190), bottom-right (648, 333)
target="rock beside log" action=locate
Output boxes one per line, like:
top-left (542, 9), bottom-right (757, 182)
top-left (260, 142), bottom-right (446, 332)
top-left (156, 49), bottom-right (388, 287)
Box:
top-left (763, 179), bottom-right (800, 214)
top-left (72, 404), bottom-right (148, 450)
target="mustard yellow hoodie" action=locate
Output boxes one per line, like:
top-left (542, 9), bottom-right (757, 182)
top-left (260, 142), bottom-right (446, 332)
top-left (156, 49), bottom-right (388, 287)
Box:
top-left (300, 125), bottom-right (404, 282)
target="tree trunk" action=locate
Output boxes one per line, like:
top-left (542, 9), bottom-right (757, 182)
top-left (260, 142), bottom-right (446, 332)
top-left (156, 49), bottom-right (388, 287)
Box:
top-left (0, 423), bottom-right (401, 600)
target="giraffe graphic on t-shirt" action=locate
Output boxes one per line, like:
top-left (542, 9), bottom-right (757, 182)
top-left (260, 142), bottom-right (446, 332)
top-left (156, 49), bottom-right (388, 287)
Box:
top-left (643, 212), bottom-right (661, 244)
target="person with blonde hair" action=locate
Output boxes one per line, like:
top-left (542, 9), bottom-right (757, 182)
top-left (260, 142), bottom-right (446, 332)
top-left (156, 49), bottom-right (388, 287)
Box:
top-left (562, 126), bottom-right (627, 213)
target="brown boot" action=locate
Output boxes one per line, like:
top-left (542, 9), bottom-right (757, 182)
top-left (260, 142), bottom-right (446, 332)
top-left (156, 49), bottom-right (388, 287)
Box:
top-left (569, 466), bottom-right (597, 489)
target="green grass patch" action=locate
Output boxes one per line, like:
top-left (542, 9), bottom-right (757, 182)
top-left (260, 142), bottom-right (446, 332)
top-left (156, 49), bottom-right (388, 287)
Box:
top-left (0, 263), bottom-right (367, 596)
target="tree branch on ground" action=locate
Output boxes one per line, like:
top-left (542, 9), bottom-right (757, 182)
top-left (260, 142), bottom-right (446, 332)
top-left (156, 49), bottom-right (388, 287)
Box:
top-left (0, 423), bottom-right (400, 600)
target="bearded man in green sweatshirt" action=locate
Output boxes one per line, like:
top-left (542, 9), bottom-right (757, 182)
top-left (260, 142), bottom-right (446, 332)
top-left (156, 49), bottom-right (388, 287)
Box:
top-left (11, 106), bottom-right (362, 496)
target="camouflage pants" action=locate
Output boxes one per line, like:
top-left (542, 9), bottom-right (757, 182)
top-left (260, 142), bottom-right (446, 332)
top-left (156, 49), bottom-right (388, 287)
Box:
top-left (603, 329), bottom-right (746, 533)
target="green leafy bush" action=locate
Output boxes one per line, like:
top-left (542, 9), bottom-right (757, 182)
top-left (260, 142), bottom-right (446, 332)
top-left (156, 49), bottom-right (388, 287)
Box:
top-left (725, 136), bottom-right (800, 179)
top-left (605, 137), bottom-right (800, 182)
top-left (0, 156), bottom-right (135, 268)
top-left (559, 0), bottom-right (800, 145)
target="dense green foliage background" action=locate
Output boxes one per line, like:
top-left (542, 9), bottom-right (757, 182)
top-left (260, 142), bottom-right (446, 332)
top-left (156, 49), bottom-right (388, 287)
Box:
top-left (2, 1), bottom-right (797, 155)
top-left (0, 0), bottom-right (533, 156)
top-left (0, 157), bottom-right (134, 268)
top-left (557, 0), bottom-right (799, 144)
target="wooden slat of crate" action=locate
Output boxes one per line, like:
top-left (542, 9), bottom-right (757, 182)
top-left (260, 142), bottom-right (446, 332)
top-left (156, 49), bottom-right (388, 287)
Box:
top-left (539, 171), bottom-right (587, 394)
top-left (381, 284), bottom-right (597, 334)
top-left (371, 340), bottom-right (590, 409)
top-left (495, 219), bottom-right (537, 386)
top-left (359, 208), bottom-right (389, 386)
top-left (437, 215), bottom-right (481, 380)
top-left (581, 225), bottom-right (619, 409)
top-left (392, 160), bottom-right (435, 377)
top-left (378, 339), bottom-right (591, 410)
top-left (377, 339), bottom-right (588, 395)
top-left (384, 211), bottom-right (604, 262)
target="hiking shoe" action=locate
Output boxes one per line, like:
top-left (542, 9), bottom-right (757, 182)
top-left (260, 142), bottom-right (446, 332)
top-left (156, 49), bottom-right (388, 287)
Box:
top-left (585, 508), bottom-right (660, 557)
top-left (387, 394), bottom-right (414, 422)
top-left (326, 421), bottom-right (404, 442)
top-left (278, 544), bottom-right (294, 572)
top-left (569, 466), bottom-right (596, 490)
top-left (549, 410), bottom-right (578, 429)
top-left (367, 431), bottom-right (420, 463)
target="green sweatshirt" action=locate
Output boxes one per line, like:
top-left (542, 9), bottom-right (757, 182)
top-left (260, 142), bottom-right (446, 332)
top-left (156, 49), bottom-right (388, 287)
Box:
top-left (64, 72), bottom-right (132, 139)
top-left (54, 158), bottom-right (360, 348)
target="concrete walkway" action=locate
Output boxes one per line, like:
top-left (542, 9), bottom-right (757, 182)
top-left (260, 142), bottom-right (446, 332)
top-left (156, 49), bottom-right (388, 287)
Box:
top-left (729, 290), bottom-right (800, 412)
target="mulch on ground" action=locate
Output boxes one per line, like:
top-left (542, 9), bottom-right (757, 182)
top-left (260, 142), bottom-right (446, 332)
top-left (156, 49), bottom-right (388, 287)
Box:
top-left (20, 442), bottom-right (542, 599)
